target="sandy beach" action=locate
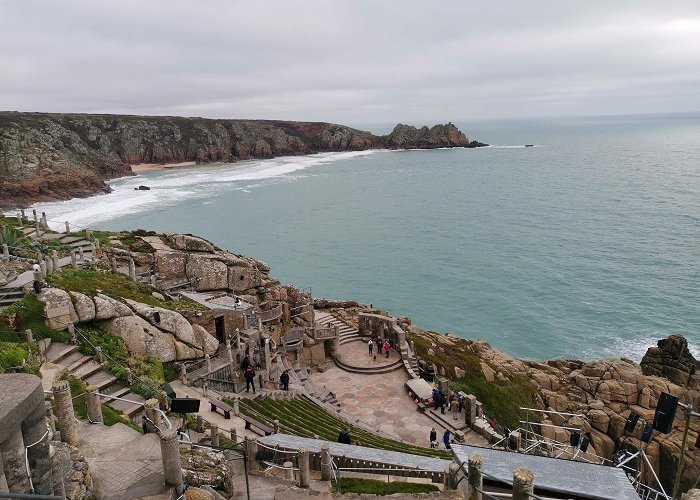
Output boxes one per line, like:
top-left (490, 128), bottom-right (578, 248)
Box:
top-left (130, 161), bottom-right (197, 173)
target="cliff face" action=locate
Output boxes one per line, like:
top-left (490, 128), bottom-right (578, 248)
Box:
top-left (0, 112), bottom-right (485, 208)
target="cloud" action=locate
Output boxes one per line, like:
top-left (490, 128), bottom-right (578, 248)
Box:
top-left (1, 0), bottom-right (699, 123)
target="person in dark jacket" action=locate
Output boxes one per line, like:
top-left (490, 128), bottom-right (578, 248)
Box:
top-left (244, 366), bottom-right (256, 393)
top-left (429, 428), bottom-right (437, 448)
top-left (338, 427), bottom-right (352, 444)
top-left (443, 429), bottom-right (452, 449)
top-left (280, 370), bottom-right (290, 391)
top-left (241, 354), bottom-right (252, 371)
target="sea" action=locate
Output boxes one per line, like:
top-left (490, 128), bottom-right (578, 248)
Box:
top-left (30, 113), bottom-right (700, 362)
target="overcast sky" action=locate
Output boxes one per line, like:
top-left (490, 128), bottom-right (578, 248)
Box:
top-left (2, 1), bottom-right (700, 125)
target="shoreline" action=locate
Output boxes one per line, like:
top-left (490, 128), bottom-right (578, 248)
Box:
top-left (130, 161), bottom-right (197, 173)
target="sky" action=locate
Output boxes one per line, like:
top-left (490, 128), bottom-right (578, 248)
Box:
top-left (2, 1), bottom-right (700, 125)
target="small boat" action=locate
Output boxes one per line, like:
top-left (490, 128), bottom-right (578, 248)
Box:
top-left (524, 144), bottom-right (534, 147)
top-left (135, 185), bottom-right (151, 191)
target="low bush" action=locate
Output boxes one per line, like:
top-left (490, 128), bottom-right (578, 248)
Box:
top-left (335, 477), bottom-right (438, 495)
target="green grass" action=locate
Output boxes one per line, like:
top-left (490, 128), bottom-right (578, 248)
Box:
top-left (334, 477), bottom-right (438, 495)
top-left (0, 294), bottom-right (70, 343)
top-left (233, 396), bottom-right (451, 460)
top-left (66, 375), bottom-right (143, 432)
top-left (450, 376), bottom-right (539, 430)
top-left (0, 341), bottom-right (39, 374)
top-left (46, 268), bottom-right (205, 311)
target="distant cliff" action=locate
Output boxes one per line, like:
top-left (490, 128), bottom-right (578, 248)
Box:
top-left (0, 112), bottom-right (486, 207)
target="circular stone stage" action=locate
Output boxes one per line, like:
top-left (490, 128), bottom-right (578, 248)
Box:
top-left (334, 339), bottom-right (405, 374)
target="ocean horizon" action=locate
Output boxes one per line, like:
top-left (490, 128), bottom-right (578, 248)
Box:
top-left (30, 114), bottom-right (700, 362)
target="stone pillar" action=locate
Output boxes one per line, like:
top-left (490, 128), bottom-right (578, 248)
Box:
top-left (94, 346), bottom-right (103, 363)
top-left (283, 461), bottom-right (294, 481)
top-left (70, 250), bottom-right (77, 269)
top-left (110, 256), bottom-right (118, 272)
top-left (144, 399), bottom-right (160, 433)
top-left (160, 430), bottom-right (184, 496)
top-left (467, 454), bottom-right (483, 500)
top-left (45, 401), bottom-right (56, 434)
top-left (0, 453), bottom-right (8, 493)
top-left (179, 364), bottom-right (188, 384)
top-left (25, 329), bottom-right (33, 343)
top-left (0, 427), bottom-right (30, 493)
top-left (22, 405), bottom-right (53, 494)
top-left (330, 337), bottom-right (340, 359)
top-left (508, 430), bottom-right (521, 451)
top-left (282, 303), bottom-right (290, 323)
top-left (233, 399), bottom-right (240, 416)
top-left (128, 258), bottom-right (136, 280)
top-left (230, 428), bottom-right (237, 443)
top-left (437, 377), bottom-right (449, 398)
top-left (65, 221), bottom-right (70, 233)
top-left (1, 244), bottom-right (8, 260)
top-left (45, 257), bottom-right (53, 275)
top-left (205, 353), bottom-right (212, 374)
top-left (32, 209), bottom-right (38, 225)
top-left (273, 419), bottom-right (280, 434)
top-left (512, 468), bottom-right (534, 500)
top-left (298, 447), bottom-right (310, 488)
top-left (244, 435), bottom-right (258, 471)
top-left (39, 262), bottom-right (47, 279)
top-left (226, 342), bottom-right (234, 367)
top-left (52, 379), bottom-right (78, 445)
top-left (86, 386), bottom-right (104, 424)
top-left (78, 246), bottom-right (84, 262)
top-left (18, 211), bottom-right (24, 224)
top-left (41, 212), bottom-right (47, 228)
top-left (210, 424), bottom-right (219, 446)
top-left (475, 402), bottom-right (483, 419)
top-left (264, 337), bottom-right (271, 371)
top-left (85, 228), bottom-right (91, 240)
top-left (51, 250), bottom-right (58, 271)
top-left (235, 328), bottom-right (241, 350)
top-left (444, 462), bottom-right (460, 490)
top-left (67, 323), bottom-right (76, 344)
top-left (320, 444), bottom-right (332, 481)
top-left (465, 395), bottom-right (477, 426)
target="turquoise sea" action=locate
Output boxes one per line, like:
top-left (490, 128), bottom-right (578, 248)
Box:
top-left (33, 114), bottom-right (700, 361)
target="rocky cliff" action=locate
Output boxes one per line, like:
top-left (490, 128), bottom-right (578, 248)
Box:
top-left (0, 112), bottom-right (485, 208)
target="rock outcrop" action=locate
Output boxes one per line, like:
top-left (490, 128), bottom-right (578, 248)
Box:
top-left (0, 112), bottom-right (486, 208)
top-left (641, 335), bottom-right (699, 389)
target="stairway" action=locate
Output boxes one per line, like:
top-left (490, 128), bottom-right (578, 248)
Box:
top-left (314, 311), bottom-right (361, 345)
top-left (0, 286), bottom-right (25, 307)
top-left (334, 355), bottom-right (404, 375)
top-left (45, 341), bottom-right (146, 419)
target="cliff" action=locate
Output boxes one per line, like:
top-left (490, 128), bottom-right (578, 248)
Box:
top-left (0, 112), bottom-right (486, 208)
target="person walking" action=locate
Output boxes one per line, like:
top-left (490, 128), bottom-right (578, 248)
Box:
top-left (244, 366), bottom-right (256, 393)
top-left (338, 427), bottom-right (352, 444)
top-left (458, 394), bottom-right (465, 413)
top-left (376, 337), bottom-right (382, 356)
top-left (443, 429), bottom-right (452, 450)
top-left (429, 428), bottom-right (438, 449)
top-left (280, 370), bottom-right (290, 391)
top-left (368, 339), bottom-right (373, 356)
top-left (383, 340), bottom-right (390, 359)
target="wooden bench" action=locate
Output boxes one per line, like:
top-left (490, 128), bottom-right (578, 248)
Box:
top-left (208, 398), bottom-right (233, 419)
top-left (240, 414), bottom-right (273, 436)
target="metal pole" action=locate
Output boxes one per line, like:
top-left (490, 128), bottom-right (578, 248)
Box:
top-left (672, 404), bottom-right (693, 499)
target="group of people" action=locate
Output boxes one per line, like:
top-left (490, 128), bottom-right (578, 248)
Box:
top-left (368, 337), bottom-right (392, 359)
top-left (429, 427), bottom-right (452, 449)
top-left (431, 389), bottom-right (465, 416)
top-left (241, 351), bottom-right (291, 392)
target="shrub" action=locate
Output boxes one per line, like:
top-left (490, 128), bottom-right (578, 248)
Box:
top-left (335, 477), bottom-right (438, 495)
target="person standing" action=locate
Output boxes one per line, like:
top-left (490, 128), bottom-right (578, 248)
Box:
top-left (376, 337), bottom-right (382, 356)
top-left (368, 339), bottom-right (373, 356)
top-left (244, 366), bottom-right (256, 393)
top-left (458, 394), bottom-right (465, 413)
top-left (429, 428), bottom-right (437, 449)
top-left (280, 370), bottom-right (290, 391)
top-left (443, 429), bottom-right (452, 450)
top-left (383, 340), bottom-right (390, 358)
top-left (338, 427), bottom-right (352, 444)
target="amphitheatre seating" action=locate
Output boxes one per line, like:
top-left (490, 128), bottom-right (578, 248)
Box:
top-left (208, 398), bottom-right (233, 419)
top-left (241, 414), bottom-right (273, 436)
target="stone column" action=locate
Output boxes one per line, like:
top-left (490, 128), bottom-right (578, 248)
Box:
top-left (467, 454), bottom-right (483, 500)
top-left (41, 212), bottom-right (47, 228)
top-left (160, 430), bottom-right (184, 496)
top-left (78, 246), bottom-right (85, 262)
top-left (110, 256), bottom-right (118, 272)
top-left (508, 430), bottom-right (521, 451)
top-left (512, 468), bottom-right (534, 500)
top-left (396, 327), bottom-right (406, 348)
top-left (320, 444), bottom-right (332, 481)
top-left (65, 221), bottom-right (70, 233)
top-left (298, 447), bottom-right (310, 488)
top-left (0, 427), bottom-right (30, 493)
top-left (284, 461), bottom-right (294, 481)
top-left (330, 337), bottom-right (340, 359)
top-left (444, 462), bottom-right (460, 490)
top-left (22, 405), bottom-right (54, 494)
top-left (17, 211), bottom-right (24, 224)
top-left (437, 377), bottom-right (449, 398)
top-left (230, 428), bottom-right (237, 443)
top-left (1, 244), bottom-right (8, 260)
top-left (205, 353), bottom-right (212, 374)
top-left (128, 258), bottom-right (136, 280)
top-left (179, 364), bottom-right (188, 384)
top-left (273, 419), bottom-right (280, 434)
top-left (39, 262), bottom-right (47, 279)
top-left (226, 342), bottom-right (234, 367)
top-left (70, 250), bottom-right (77, 269)
top-left (465, 395), bottom-right (477, 426)
top-left (45, 257), bottom-right (53, 275)
top-left (244, 435), bottom-right (258, 471)
top-left (25, 329), bottom-right (33, 343)
top-left (52, 379), bottom-right (78, 445)
top-left (210, 424), bottom-right (219, 446)
top-left (264, 337), bottom-right (271, 371)
top-left (94, 346), bottom-right (103, 364)
top-left (68, 324), bottom-right (76, 344)
top-left (32, 209), bottom-right (38, 226)
top-left (86, 386), bottom-right (103, 424)
top-left (235, 328), bottom-right (241, 350)
top-left (51, 250), bottom-right (58, 271)
top-left (144, 399), bottom-right (160, 433)
top-left (233, 399), bottom-right (240, 416)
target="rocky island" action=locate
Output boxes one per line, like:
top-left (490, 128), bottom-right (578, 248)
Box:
top-left (0, 112), bottom-right (486, 208)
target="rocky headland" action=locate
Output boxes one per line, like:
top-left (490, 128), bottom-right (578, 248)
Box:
top-left (0, 112), bottom-right (486, 208)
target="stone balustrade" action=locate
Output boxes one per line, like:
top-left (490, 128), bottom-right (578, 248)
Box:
top-left (258, 304), bottom-right (283, 323)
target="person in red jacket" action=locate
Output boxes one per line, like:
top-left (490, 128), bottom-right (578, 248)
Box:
top-left (383, 340), bottom-right (390, 358)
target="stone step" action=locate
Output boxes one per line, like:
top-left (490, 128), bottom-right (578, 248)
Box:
top-left (334, 356), bottom-right (403, 375)
top-left (101, 386), bottom-right (131, 403)
top-left (66, 354), bottom-right (93, 373)
top-left (84, 370), bottom-right (119, 391)
top-left (59, 350), bottom-right (87, 367)
top-left (57, 235), bottom-right (84, 244)
top-left (108, 391), bottom-right (146, 416)
top-left (424, 408), bottom-right (470, 434)
top-left (46, 343), bottom-right (79, 364)
top-left (73, 360), bottom-right (104, 380)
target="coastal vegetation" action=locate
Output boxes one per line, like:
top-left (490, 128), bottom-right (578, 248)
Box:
top-left (334, 477), bottom-right (439, 495)
top-left (65, 375), bottom-right (143, 432)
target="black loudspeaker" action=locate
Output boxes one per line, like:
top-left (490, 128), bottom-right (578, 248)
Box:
top-left (624, 412), bottom-right (640, 433)
top-left (570, 431), bottom-right (581, 447)
top-left (653, 392), bottom-right (678, 434)
top-left (641, 422), bottom-right (654, 443)
top-left (171, 397), bottom-right (200, 413)
top-left (579, 436), bottom-right (590, 453)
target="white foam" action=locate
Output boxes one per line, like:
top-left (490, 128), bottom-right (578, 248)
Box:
top-left (30, 150), bottom-right (379, 229)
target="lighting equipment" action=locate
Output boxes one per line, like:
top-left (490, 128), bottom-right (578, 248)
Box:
top-left (653, 392), bottom-right (678, 434)
top-left (641, 422), bottom-right (654, 443)
top-left (171, 397), bottom-right (200, 414)
top-left (624, 412), bottom-right (640, 433)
